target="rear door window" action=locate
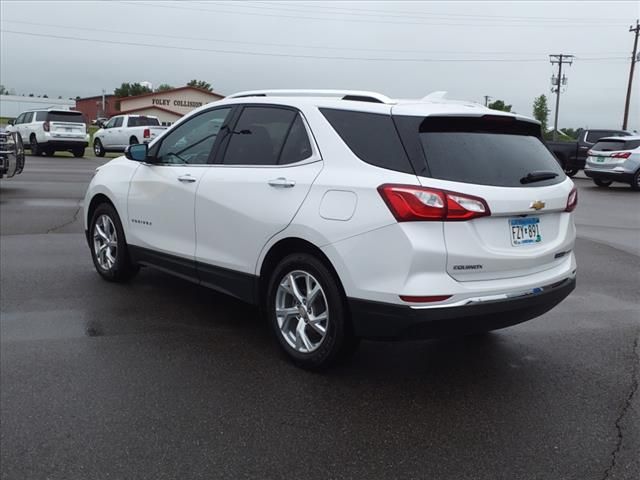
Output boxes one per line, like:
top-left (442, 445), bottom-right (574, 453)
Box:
top-left (46, 111), bottom-right (85, 123)
top-left (222, 107), bottom-right (297, 166)
top-left (407, 116), bottom-right (564, 187)
top-left (591, 139), bottom-right (640, 151)
top-left (320, 108), bottom-right (413, 174)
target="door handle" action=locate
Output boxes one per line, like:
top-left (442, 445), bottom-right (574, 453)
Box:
top-left (177, 175), bottom-right (196, 183)
top-left (268, 177), bottom-right (296, 188)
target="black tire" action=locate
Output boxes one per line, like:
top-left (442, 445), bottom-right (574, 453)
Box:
top-left (72, 148), bottom-right (84, 158)
top-left (266, 253), bottom-right (357, 370)
top-left (594, 179), bottom-right (613, 188)
top-left (564, 167), bottom-right (579, 177)
top-left (30, 135), bottom-right (41, 156)
top-left (93, 139), bottom-right (105, 157)
top-left (44, 148), bottom-right (55, 157)
top-left (129, 136), bottom-right (139, 145)
top-left (631, 170), bottom-right (640, 191)
top-left (89, 203), bottom-right (139, 283)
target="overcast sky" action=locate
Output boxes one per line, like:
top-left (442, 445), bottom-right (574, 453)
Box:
top-left (1, 0), bottom-right (639, 130)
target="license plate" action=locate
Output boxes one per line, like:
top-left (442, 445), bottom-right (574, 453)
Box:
top-left (510, 217), bottom-right (542, 246)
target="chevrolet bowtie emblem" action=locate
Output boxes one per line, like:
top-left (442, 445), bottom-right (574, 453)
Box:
top-left (530, 200), bottom-right (546, 211)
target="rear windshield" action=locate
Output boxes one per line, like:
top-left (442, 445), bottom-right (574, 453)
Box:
top-left (415, 116), bottom-right (564, 187)
top-left (591, 139), bottom-right (640, 152)
top-left (128, 116), bottom-right (160, 127)
top-left (585, 130), bottom-right (630, 143)
top-left (45, 111), bottom-right (85, 123)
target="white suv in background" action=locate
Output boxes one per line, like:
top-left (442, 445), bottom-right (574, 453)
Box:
top-left (83, 90), bottom-right (577, 369)
top-left (9, 109), bottom-right (89, 157)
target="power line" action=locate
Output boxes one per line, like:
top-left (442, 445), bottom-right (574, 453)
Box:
top-left (242, 0), bottom-right (629, 23)
top-left (116, 1), bottom-right (628, 28)
top-left (2, 19), bottom-right (629, 58)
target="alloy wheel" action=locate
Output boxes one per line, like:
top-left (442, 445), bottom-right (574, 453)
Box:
top-left (275, 270), bottom-right (329, 353)
top-left (93, 214), bottom-right (118, 270)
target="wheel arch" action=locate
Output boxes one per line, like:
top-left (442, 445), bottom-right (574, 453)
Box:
top-left (85, 193), bottom-right (119, 246)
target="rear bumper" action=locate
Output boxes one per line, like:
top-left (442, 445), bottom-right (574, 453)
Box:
top-left (348, 276), bottom-right (576, 339)
top-left (39, 140), bottom-right (88, 149)
top-left (584, 169), bottom-right (635, 183)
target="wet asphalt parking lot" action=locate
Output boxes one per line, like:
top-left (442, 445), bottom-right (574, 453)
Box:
top-left (1, 154), bottom-right (638, 480)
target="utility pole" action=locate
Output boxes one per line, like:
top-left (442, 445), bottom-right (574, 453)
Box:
top-left (549, 54), bottom-right (574, 140)
top-left (623, 19), bottom-right (640, 130)
top-left (484, 95), bottom-right (491, 107)
top-left (101, 89), bottom-right (106, 117)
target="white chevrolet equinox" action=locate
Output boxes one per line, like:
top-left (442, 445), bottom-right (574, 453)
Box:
top-left (84, 90), bottom-right (577, 369)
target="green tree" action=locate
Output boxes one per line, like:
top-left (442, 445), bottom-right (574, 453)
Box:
top-left (187, 79), bottom-right (213, 92)
top-left (155, 84), bottom-right (174, 92)
top-left (114, 82), bottom-right (153, 97)
top-left (488, 99), bottom-right (512, 112)
top-left (532, 94), bottom-right (550, 133)
top-left (0, 85), bottom-right (7, 95)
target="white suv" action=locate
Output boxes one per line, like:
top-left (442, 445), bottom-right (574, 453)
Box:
top-left (9, 109), bottom-right (89, 157)
top-left (83, 90), bottom-right (577, 369)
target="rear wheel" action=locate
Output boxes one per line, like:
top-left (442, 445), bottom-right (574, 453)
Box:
top-left (93, 139), bottom-right (105, 157)
top-left (72, 147), bottom-right (84, 158)
top-left (44, 148), bottom-right (55, 157)
top-left (564, 167), bottom-right (579, 177)
top-left (594, 179), bottom-right (613, 188)
top-left (90, 203), bottom-right (139, 282)
top-left (631, 170), bottom-right (640, 191)
top-left (129, 136), bottom-right (139, 145)
top-left (266, 253), bottom-right (357, 370)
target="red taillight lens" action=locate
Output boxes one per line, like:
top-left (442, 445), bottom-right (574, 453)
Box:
top-left (378, 184), bottom-right (490, 222)
top-left (565, 187), bottom-right (578, 212)
top-left (400, 295), bottom-right (452, 303)
top-left (611, 152), bottom-right (631, 159)
top-left (43, 121), bottom-right (50, 132)
top-left (143, 128), bottom-right (150, 139)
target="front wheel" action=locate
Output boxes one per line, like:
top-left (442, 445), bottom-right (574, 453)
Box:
top-left (594, 179), bottom-right (613, 188)
top-left (266, 253), bottom-right (357, 370)
top-left (631, 170), bottom-right (640, 191)
top-left (93, 139), bottom-right (105, 157)
top-left (30, 136), bottom-right (41, 156)
top-left (90, 203), bottom-right (139, 282)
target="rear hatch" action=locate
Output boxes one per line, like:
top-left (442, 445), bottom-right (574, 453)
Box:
top-left (394, 112), bottom-right (576, 282)
top-left (46, 111), bottom-right (86, 137)
top-left (587, 137), bottom-right (640, 170)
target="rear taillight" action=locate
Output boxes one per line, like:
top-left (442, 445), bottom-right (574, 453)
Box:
top-left (43, 121), bottom-right (50, 132)
top-left (565, 186), bottom-right (578, 212)
top-left (377, 184), bottom-right (490, 222)
top-left (611, 152), bottom-right (631, 159)
top-left (143, 128), bottom-right (150, 139)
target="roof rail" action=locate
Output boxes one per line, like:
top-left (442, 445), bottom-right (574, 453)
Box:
top-left (227, 89), bottom-right (394, 104)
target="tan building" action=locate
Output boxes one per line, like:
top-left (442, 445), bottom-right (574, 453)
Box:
top-left (118, 86), bottom-right (224, 126)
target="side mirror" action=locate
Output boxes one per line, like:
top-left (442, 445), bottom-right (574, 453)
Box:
top-left (125, 143), bottom-right (148, 162)
top-left (7, 119), bottom-right (14, 126)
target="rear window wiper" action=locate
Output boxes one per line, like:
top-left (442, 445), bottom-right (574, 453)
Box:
top-left (520, 171), bottom-right (559, 184)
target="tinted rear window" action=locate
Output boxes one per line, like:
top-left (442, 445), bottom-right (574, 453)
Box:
top-left (320, 108), bottom-right (413, 174)
top-left (585, 130), bottom-right (630, 143)
top-left (416, 116), bottom-right (564, 187)
top-left (46, 111), bottom-right (85, 123)
top-left (592, 139), bottom-right (640, 152)
top-left (128, 116), bottom-right (160, 127)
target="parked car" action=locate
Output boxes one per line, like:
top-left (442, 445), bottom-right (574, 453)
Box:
top-left (547, 128), bottom-right (631, 177)
top-left (92, 115), bottom-right (167, 157)
top-left (0, 127), bottom-right (25, 179)
top-left (84, 90), bottom-right (577, 369)
top-left (584, 135), bottom-right (640, 190)
top-left (8, 109), bottom-right (89, 157)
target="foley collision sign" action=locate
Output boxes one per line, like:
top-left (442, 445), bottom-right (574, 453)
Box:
top-left (151, 98), bottom-right (203, 108)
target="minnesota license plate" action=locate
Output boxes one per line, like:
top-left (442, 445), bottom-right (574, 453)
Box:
top-left (510, 217), bottom-right (542, 246)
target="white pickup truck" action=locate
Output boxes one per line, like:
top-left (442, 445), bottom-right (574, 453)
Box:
top-left (92, 115), bottom-right (167, 157)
